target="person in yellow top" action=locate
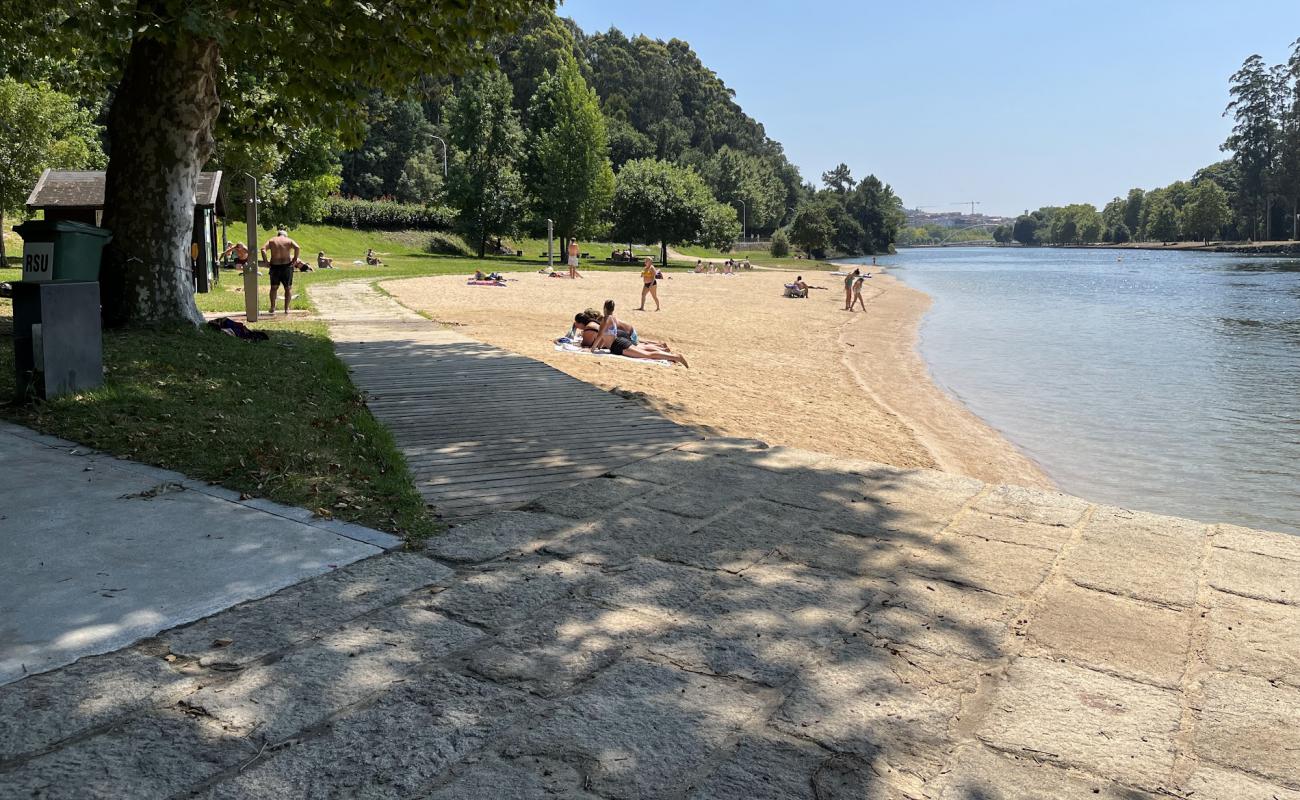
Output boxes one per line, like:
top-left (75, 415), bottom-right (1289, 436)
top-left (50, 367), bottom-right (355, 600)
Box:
top-left (638, 257), bottom-right (661, 311)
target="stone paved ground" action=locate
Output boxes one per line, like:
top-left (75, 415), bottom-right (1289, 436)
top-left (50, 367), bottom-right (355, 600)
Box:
top-left (2, 439), bottom-right (1298, 799)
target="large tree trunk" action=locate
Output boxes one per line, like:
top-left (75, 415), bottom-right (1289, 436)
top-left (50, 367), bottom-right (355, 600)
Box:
top-left (0, 208), bottom-right (6, 266)
top-left (660, 240), bottom-right (667, 267)
top-left (100, 23), bottom-right (220, 327)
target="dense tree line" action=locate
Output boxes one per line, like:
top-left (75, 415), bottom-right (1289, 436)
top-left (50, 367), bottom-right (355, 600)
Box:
top-left (315, 9), bottom-right (907, 259)
top-left (1, 1), bottom-right (906, 322)
top-left (998, 40), bottom-right (1300, 247)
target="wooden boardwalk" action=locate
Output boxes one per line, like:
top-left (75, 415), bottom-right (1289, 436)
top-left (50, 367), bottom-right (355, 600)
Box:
top-left (313, 282), bottom-right (698, 519)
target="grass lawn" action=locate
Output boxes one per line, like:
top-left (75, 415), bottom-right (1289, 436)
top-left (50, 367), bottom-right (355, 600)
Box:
top-left (196, 225), bottom-right (653, 314)
top-left (0, 311), bottom-right (439, 544)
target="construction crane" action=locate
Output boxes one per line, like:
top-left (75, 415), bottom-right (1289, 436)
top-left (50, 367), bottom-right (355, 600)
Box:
top-left (951, 201), bottom-right (981, 215)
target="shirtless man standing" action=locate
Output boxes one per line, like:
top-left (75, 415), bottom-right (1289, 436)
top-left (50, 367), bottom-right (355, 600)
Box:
top-left (260, 229), bottom-right (300, 315)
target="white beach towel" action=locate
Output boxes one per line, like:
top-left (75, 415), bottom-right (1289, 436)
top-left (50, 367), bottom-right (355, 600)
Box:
top-left (553, 343), bottom-right (674, 367)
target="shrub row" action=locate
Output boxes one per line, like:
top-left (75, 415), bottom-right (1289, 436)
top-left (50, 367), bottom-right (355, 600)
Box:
top-left (321, 198), bottom-right (455, 231)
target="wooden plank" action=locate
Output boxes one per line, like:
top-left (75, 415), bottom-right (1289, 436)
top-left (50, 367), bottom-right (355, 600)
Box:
top-left (317, 281), bottom-right (692, 519)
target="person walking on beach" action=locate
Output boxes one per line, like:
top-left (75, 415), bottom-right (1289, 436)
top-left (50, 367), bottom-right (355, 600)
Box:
top-left (638, 257), bottom-right (661, 311)
top-left (567, 239), bottom-right (583, 279)
top-left (850, 272), bottom-right (870, 311)
top-left (260, 228), bottom-right (300, 314)
top-left (843, 268), bottom-right (861, 310)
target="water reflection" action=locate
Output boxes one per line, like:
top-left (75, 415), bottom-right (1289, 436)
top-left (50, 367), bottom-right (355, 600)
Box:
top-left (860, 248), bottom-right (1300, 535)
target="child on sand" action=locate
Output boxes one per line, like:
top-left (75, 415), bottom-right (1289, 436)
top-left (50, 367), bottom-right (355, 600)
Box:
top-left (850, 272), bottom-right (870, 311)
top-left (567, 240), bottom-right (583, 278)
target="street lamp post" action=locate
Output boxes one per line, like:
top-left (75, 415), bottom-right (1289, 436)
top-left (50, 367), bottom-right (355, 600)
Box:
top-left (431, 135), bottom-right (448, 177)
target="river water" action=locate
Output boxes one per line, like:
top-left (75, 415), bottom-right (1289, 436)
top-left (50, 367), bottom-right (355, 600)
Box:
top-left (866, 246), bottom-right (1300, 535)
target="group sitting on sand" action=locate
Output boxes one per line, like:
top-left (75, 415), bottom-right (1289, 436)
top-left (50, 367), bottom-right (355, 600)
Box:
top-left (559, 299), bottom-right (688, 367)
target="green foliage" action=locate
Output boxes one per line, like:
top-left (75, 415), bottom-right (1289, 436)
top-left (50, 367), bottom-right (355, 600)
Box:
top-left (340, 95), bottom-right (445, 204)
top-left (0, 78), bottom-right (105, 215)
top-left (789, 203), bottom-right (836, 258)
top-left (770, 229), bottom-right (791, 257)
top-left (1142, 193), bottom-right (1181, 242)
top-left (696, 146), bottom-right (786, 231)
top-left (1012, 215), bottom-right (1039, 245)
top-left (698, 202), bottom-right (742, 252)
top-left (320, 198), bottom-right (455, 231)
top-left (992, 225), bottom-right (1011, 244)
top-left (610, 158), bottom-right (717, 264)
top-left (1182, 180), bottom-right (1230, 242)
top-left (447, 68), bottom-right (527, 258)
top-left (217, 124), bottom-right (343, 230)
top-left (525, 54), bottom-right (615, 242)
top-left (1124, 188), bottom-right (1145, 234)
top-left (821, 163), bottom-right (854, 194)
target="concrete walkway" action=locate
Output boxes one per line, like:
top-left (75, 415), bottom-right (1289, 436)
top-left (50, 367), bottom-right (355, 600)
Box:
top-left (313, 281), bottom-right (698, 519)
top-left (3, 439), bottom-right (1296, 798)
top-left (0, 422), bottom-right (400, 687)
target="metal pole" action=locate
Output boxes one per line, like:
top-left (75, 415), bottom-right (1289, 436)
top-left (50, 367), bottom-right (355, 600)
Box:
top-left (244, 175), bottom-right (259, 322)
top-left (432, 136), bottom-right (448, 177)
top-left (546, 218), bottom-right (554, 269)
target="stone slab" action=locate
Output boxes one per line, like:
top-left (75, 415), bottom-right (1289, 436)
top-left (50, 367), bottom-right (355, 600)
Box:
top-left (460, 600), bottom-right (661, 697)
top-left (504, 658), bottom-right (770, 799)
top-left (902, 533), bottom-right (1058, 596)
top-left (976, 657), bottom-right (1182, 790)
top-left (1210, 524), bottom-right (1300, 562)
top-left (159, 552), bottom-right (452, 667)
top-left (1024, 580), bottom-right (1192, 688)
top-left (1183, 765), bottom-right (1300, 800)
top-left (1058, 507), bottom-right (1206, 607)
top-left (427, 555), bottom-right (595, 629)
top-left (685, 730), bottom-right (836, 800)
top-left (934, 744), bottom-right (1159, 799)
top-left (1206, 547), bottom-right (1300, 606)
top-left (521, 475), bottom-right (659, 519)
top-left (858, 573), bottom-right (1017, 661)
top-left (771, 639), bottom-right (974, 779)
top-left (971, 484), bottom-right (1092, 528)
top-left (542, 506), bottom-right (695, 566)
top-left (1203, 589), bottom-right (1300, 685)
top-left (0, 427), bottom-right (385, 686)
top-left (201, 668), bottom-right (536, 799)
top-left (179, 604), bottom-right (481, 741)
top-left (642, 561), bottom-right (876, 685)
top-left (2, 708), bottom-right (254, 799)
top-left (946, 510), bottom-right (1075, 551)
top-left (1194, 671), bottom-right (1300, 785)
top-left (424, 511), bottom-right (572, 564)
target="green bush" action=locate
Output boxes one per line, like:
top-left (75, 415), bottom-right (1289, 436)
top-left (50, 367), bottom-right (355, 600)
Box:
top-left (425, 231), bottom-right (474, 256)
top-left (321, 198), bottom-right (455, 231)
top-left (770, 229), bottom-right (791, 258)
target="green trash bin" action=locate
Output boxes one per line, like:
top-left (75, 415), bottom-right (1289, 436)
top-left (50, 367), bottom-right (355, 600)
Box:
top-left (14, 220), bottom-right (113, 283)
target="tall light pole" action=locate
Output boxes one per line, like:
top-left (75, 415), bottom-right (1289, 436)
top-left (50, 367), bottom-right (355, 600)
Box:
top-left (735, 199), bottom-right (746, 242)
top-left (431, 135), bottom-right (448, 177)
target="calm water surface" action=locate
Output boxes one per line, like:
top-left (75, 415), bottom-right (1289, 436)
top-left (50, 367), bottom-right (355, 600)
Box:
top-left (864, 247), bottom-right (1300, 534)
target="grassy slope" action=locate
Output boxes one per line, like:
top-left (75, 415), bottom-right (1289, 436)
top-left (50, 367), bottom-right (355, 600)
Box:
top-left (197, 226), bottom-right (656, 314)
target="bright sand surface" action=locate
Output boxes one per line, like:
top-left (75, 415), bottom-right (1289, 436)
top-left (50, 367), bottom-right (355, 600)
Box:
top-left (382, 269), bottom-right (1053, 489)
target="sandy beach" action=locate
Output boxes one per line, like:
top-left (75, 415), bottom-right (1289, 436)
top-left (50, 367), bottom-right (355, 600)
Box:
top-left (383, 268), bottom-right (1053, 489)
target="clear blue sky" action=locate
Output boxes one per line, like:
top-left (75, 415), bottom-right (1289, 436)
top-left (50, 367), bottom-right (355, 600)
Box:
top-left (558, 0), bottom-right (1299, 216)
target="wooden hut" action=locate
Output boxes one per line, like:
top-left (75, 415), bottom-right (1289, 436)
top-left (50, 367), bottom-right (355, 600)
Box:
top-left (25, 169), bottom-right (224, 292)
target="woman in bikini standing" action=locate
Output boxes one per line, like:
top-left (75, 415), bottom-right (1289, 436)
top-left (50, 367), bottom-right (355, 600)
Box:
top-left (638, 257), bottom-right (661, 311)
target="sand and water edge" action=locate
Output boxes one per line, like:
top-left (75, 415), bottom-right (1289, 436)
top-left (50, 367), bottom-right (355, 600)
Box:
top-left (381, 266), bottom-right (1054, 490)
